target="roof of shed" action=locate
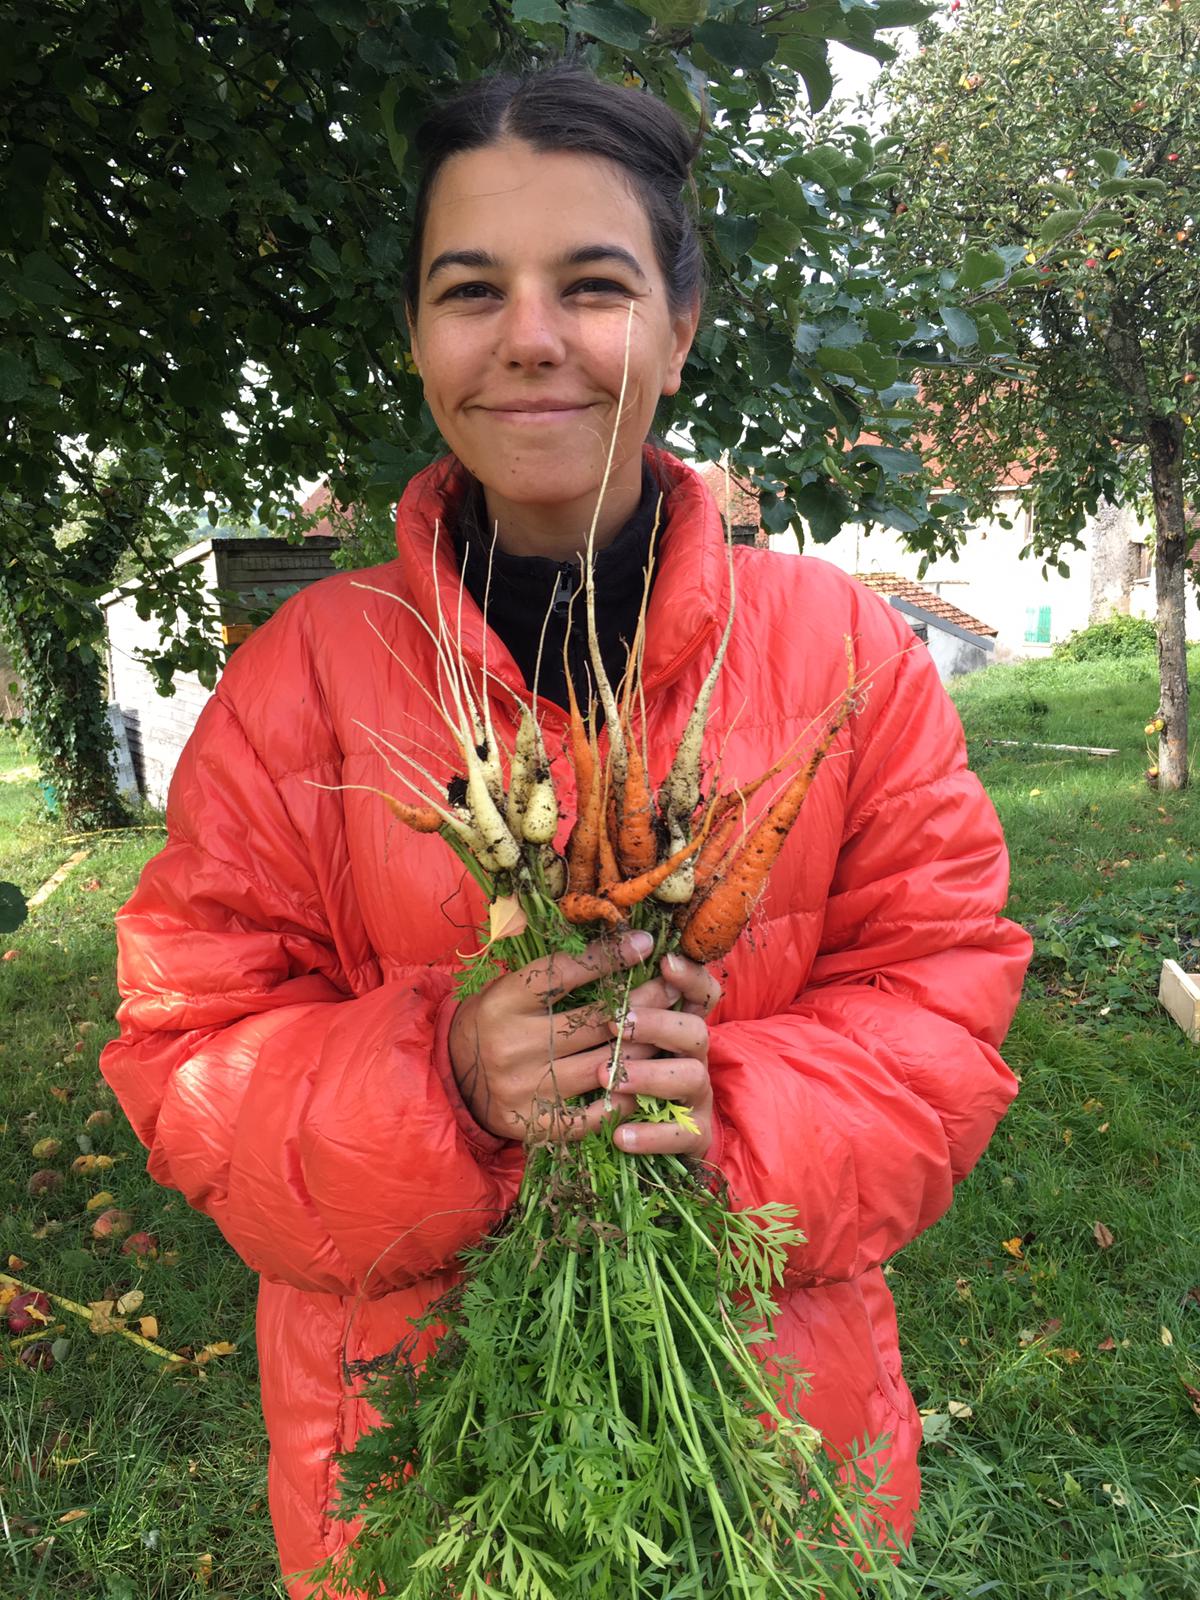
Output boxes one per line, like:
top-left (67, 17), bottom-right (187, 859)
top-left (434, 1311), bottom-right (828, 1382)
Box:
top-left (854, 571), bottom-right (998, 637)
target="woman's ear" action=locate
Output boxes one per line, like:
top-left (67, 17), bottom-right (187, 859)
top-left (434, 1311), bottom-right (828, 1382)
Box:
top-left (661, 296), bottom-right (701, 397)
top-left (405, 305), bottom-right (422, 376)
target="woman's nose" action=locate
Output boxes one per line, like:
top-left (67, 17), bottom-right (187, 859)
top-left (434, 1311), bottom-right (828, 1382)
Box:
top-left (497, 288), bottom-right (565, 369)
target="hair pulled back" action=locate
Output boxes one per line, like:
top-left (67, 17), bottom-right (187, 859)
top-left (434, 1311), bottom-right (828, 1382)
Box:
top-left (404, 62), bottom-right (705, 320)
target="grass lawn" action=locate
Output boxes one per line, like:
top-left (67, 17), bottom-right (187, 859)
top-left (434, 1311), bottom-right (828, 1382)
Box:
top-left (1, 648), bottom-right (1199, 1598)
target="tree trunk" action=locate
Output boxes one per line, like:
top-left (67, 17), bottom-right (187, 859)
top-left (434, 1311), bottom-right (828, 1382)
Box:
top-left (1146, 414), bottom-right (1189, 792)
top-left (0, 598), bottom-right (128, 831)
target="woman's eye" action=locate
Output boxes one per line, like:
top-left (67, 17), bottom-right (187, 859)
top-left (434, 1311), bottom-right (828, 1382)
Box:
top-left (570, 278), bottom-right (626, 295)
top-left (443, 282), bottom-right (496, 301)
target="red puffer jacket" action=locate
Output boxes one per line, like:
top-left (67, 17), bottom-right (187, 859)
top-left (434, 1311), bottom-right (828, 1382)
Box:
top-left (101, 449), bottom-right (1030, 1596)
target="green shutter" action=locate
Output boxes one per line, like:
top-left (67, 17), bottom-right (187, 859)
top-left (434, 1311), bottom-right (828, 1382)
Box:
top-left (1025, 605), bottom-right (1052, 643)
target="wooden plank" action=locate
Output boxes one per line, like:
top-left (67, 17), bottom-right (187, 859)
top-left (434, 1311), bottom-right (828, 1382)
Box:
top-left (26, 850), bottom-right (91, 914)
top-left (990, 740), bottom-right (1120, 756)
top-left (1159, 958), bottom-right (1200, 1044)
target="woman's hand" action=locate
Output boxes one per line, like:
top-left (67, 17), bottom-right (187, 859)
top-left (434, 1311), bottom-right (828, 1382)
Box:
top-left (448, 930), bottom-right (679, 1144)
top-left (599, 951), bottom-right (723, 1159)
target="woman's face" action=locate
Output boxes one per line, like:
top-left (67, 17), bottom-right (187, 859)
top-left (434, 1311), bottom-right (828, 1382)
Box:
top-left (407, 138), bottom-right (698, 553)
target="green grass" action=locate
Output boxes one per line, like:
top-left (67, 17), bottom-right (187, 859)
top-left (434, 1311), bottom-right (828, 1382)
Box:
top-left (1, 650), bottom-right (1199, 1598)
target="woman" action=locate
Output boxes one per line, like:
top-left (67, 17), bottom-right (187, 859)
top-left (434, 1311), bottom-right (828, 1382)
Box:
top-left (101, 63), bottom-right (1031, 1597)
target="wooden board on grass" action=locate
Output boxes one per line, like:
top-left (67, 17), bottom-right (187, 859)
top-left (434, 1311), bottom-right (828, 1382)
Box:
top-left (1159, 959), bottom-right (1200, 1044)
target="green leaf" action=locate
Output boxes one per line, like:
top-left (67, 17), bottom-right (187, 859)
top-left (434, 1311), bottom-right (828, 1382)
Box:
top-left (870, 0), bottom-right (935, 23)
top-left (1098, 176), bottom-right (1166, 198)
top-left (793, 322), bottom-right (824, 356)
top-left (793, 480), bottom-right (850, 542)
top-left (863, 306), bottom-right (916, 343)
top-left (309, 236), bottom-right (342, 276)
top-left (1093, 148), bottom-right (1122, 178)
top-left (693, 20), bottom-right (777, 72)
top-left (0, 351), bottom-right (33, 402)
top-left (0, 880), bottom-right (27, 934)
top-left (812, 346), bottom-right (866, 380)
top-left (1038, 208), bottom-right (1085, 245)
top-left (850, 443), bottom-right (922, 477)
top-left (567, 0), bottom-right (647, 49)
top-left (939, 306), bottom-right (978, 348)
top-left (954, 247), bottom-right (1006, 292)
top-left (770, 36), bottom-right (832, 111)
top-left (513, 0), bottom-right (564, 21)
top-left (712, 212), bottom-right (757, 263)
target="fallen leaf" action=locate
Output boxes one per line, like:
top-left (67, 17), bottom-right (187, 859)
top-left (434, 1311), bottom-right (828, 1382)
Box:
top-left (1028, 788), bottom-right (1043, 797)
top-left (8, 1255), bottom-right (27, 1272)
top-left (1102, 1482), bottom-right (1130, 1508)
top-left (85, 1190), bottom-right (116, 1212)
top-left (1041, 1317), bottom-right (1064, 1337)
top-left (1097, 1336), bottom-right (1117, 1351)
top-left (57, 1508), bottom-right (88, 1524)
top-left (1082, 1098), bottom-right (1104, 1113)
top-left (954, 1276), bottom-right (972, 1301)
top-left (1050, 1347), bottom-right (1082, 1364)
top-left (195, 1340), bottom-right (237, 1365)
top-left (1061, 1127), bottom-right (1072, 1146)
top-left (1001, 1237), bottom-right (1024, 1259)
top-left (1162, 1325), bottom-right (1175, 1347)
top-left (86, 1301), bottom-right (126, 1337)
top-left (49, 1087), bottom-right (70, 1104)
top-left (31, 1221), bottom-right (62, 1241)
top-left (1184, 1287), bottom-right (1200, 1310)
top-left (196, 1552), bottom-right (214, 1587)
top-left (137, 1315), bottom-right (159, 1340)
top-left (1092, 1221), bottom-right (1114, 1249)
top-left (82, 879), bottom-right (101, 892)
top-left (115, 1289), bottom-right (143, 1317)
top-left (1097, 1122), bottom-right (1110, 1133)
top-left (488, 894), bottom-right (528, 943)
top-left (947, 1400), bottom-right (974, 1419)
top-left (3, 950), bottom-right (18, 962)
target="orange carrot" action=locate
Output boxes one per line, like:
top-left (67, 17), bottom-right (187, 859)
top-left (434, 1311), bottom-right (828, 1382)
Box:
top-left (381, 795), bottom-right (444, 833)
top-left (614, 737), bottom-right (657, 878)
top-left (605, 815), bottom-right (713, 910)
top-left (598, 813), bottom-right (620, 891)
top-left (565, 741), bottom-right (603, 898)
top-left (560, 892), bottom-right (623, 929)
top-left (677, 712), bottom-right (854, 966)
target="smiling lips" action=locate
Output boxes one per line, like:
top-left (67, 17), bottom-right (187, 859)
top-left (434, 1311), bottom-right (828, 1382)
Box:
top-left (480, 400), bottom-right (596, 423)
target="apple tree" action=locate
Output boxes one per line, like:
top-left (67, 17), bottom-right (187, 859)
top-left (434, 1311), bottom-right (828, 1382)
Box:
top-left (876, 0), bottom-right (1199, 789)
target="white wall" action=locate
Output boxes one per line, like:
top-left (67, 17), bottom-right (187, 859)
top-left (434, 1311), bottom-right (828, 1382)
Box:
top-left (770, 490), bottom-right (1095, 660)
top-left (103, 550), bottom-right (218, 809)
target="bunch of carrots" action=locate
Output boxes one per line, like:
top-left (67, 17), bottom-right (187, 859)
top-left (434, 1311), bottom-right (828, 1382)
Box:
top-left (311, 326), bottom-right (906, 1599)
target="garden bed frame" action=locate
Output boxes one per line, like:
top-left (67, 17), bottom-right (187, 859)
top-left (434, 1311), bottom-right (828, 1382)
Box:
top-left (1159, 959), bottom-right (1200, 1044)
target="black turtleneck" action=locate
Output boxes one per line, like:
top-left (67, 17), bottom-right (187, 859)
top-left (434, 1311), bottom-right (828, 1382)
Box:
top-left (452, 465), bottom-right (664, 716)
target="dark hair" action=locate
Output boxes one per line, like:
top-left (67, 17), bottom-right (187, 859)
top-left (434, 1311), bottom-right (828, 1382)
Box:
top-left (404, 63), bottom-right (706, 319)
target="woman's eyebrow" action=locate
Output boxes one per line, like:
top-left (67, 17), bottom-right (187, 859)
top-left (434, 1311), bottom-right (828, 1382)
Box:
top-left (425, 244), bottom-right (647, 284)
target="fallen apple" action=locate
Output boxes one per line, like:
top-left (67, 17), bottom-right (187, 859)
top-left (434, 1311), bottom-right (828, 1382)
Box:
top-left (7, 1292), bottom-right (52, 1335)
top-left (121, 1232), bottom-right (159, 1260)
top-left (91, 1208), bottom-right (134, 1241)
top-left (27, 1169), bottom-right (63, 1198)
top-left (17, 1341), bottom-right (55, 1372)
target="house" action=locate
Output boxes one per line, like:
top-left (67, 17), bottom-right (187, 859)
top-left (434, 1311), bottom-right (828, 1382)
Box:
top-left (102, 536), bottom-right (339, 807)
top-left (852, 571), bottom-right (997, 680)
top-left (699, 465), bottom-right (1199, 658)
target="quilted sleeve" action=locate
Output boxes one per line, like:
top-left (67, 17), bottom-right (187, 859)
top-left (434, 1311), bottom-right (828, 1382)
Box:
top-left (100, 688), bottom-right (521, 1299)
top-left (706, 611), bottom-right (1031, 1288)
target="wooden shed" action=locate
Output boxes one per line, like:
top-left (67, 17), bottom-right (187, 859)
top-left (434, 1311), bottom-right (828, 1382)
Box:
top-left (102, 536), bottom-right (339, 807)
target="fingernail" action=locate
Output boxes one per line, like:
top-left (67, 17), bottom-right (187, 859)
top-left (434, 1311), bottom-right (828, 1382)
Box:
top-left (618, 1126), bottom-right (639, 1151)
top-left (662, 953), bottom-right (684, 974)
top-left (627, 931), bottom-right (653, 960)
top-left (610, 1010), bottom-right (636, 1036)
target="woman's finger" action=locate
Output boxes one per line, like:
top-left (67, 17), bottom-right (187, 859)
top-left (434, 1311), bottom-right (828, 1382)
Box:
top-left (661, 952), bottom-right (722, 1016)
top-left (601, 1054), bottom-right (708, 1105)
top-left (610, 1006), bottom-right (708, 1059)
top-left (523, 931), bottom-right (654, 1006)
top-left (613, 1114), bottom-right (709, 1157)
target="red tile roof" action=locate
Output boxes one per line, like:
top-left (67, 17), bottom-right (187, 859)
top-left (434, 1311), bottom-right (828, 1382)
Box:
top-left (696, 464), bottom-right (762, 532)
top-left (854, 571), bottom-right (998, 637)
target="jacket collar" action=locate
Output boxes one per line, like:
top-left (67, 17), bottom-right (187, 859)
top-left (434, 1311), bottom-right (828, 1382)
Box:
top-left (393, 447), bottom-right (730, 710)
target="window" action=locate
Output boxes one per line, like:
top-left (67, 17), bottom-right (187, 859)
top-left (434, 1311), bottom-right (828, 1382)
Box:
top-left (1024, 605), bottom-right (1052, 644)
top-left (1131, 542), bottom-right (1152, 581)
